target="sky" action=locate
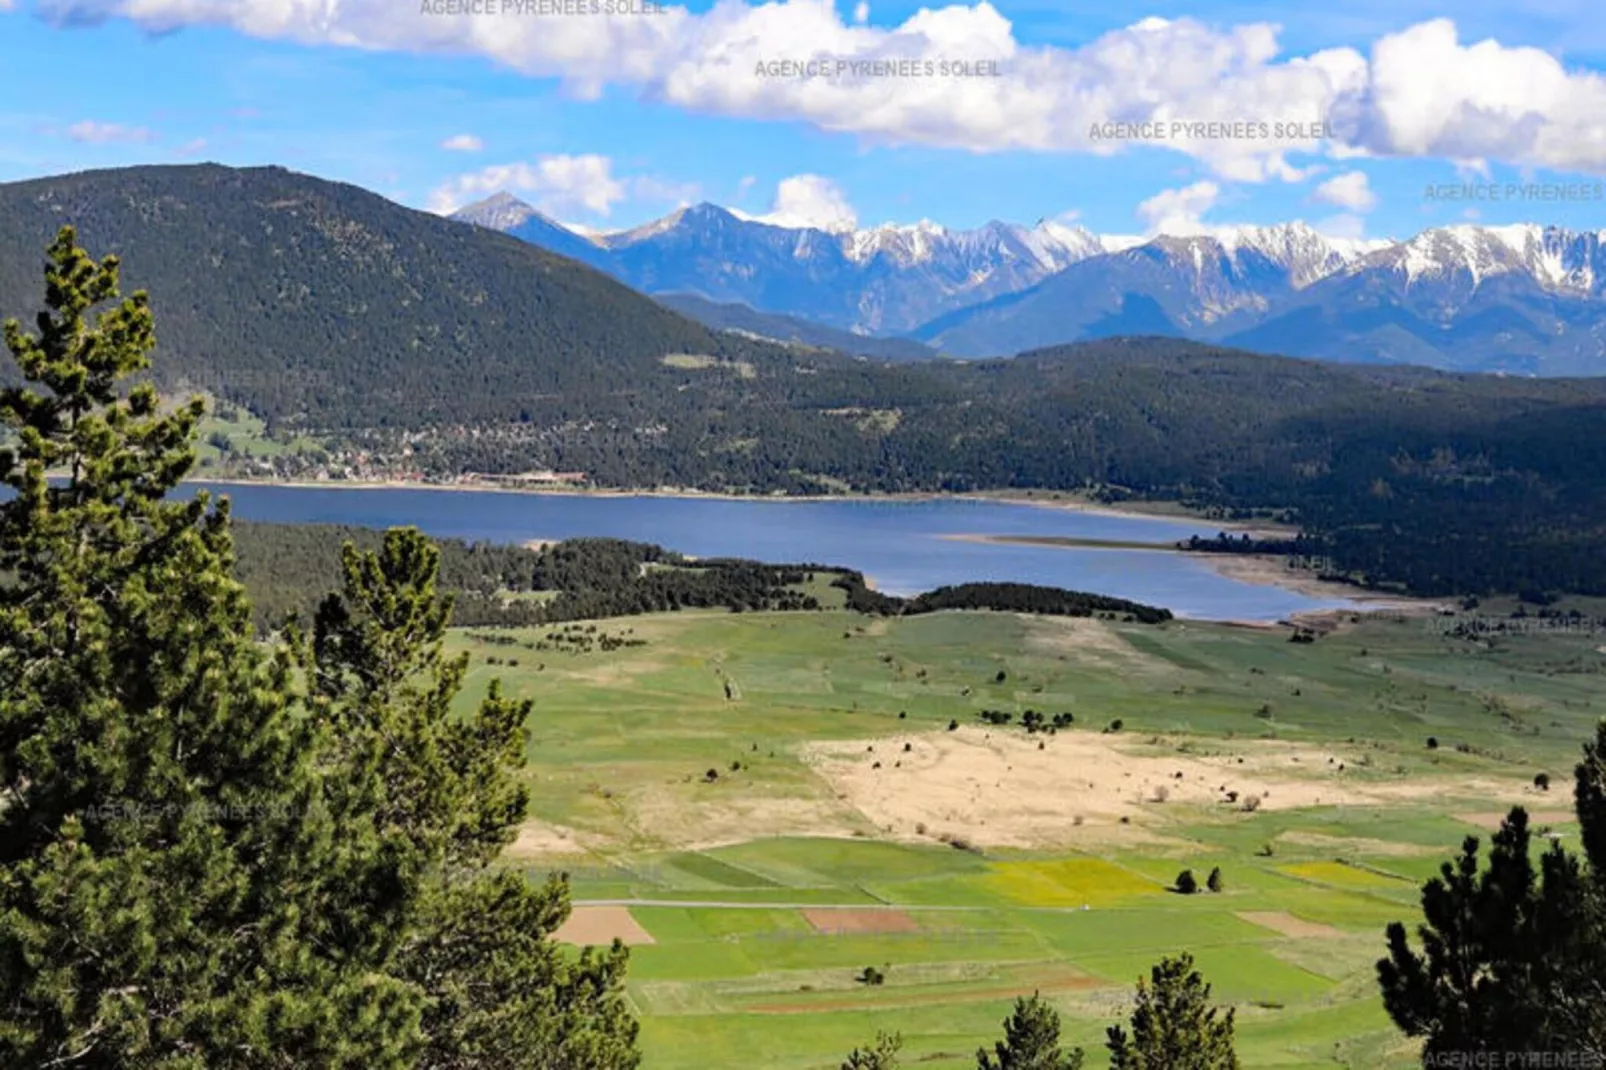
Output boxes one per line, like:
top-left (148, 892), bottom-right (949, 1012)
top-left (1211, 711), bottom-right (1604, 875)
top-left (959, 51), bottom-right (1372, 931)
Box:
top-left (3, 0), bottom-right (1606, 241)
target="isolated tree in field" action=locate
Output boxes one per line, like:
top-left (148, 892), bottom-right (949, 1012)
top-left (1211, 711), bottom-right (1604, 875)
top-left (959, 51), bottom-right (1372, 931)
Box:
top-left (1175, 869), bottom-right (1199, 894)
top-left (1377, 719), bottom-right (1606, 1063)
top-left (1106, 954), bottom-right (1240, 1070)
top-left (1207, 867), bottom-right (1224, 893)
top-left (976, 992), bottom-right (1085, 1070)
top-left (842, 1030), bottom-right (904, 1070)
top-left (0, 226), bottom-right (640, 1068)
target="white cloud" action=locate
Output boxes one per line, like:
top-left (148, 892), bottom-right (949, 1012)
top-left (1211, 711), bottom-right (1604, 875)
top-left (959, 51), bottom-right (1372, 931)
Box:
top-left (852, 2), bottom-right (868, 24)
top-left (428, 154), bottom-right (626, 216)
top-left (173, 136), bottom-right (208, 157)
top-left (749, 174), bottom-right (858, 232)
top-left (1135, 181), bottom-right (1220, 235)
top-left (1313, 170), bottom-right (1376, 211)
top-left (440, 133), bottom-right (485, 152)
top-left (735, 174), bottom-right (756, 200)
top-left (66, 120), bottom-right (155, 144)
top-left (33, 4), bottom-right (1606, 176)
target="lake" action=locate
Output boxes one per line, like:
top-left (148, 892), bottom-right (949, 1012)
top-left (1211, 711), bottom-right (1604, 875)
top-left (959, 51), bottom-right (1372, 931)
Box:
top-left (174, 482), bottom-right (1381, 622)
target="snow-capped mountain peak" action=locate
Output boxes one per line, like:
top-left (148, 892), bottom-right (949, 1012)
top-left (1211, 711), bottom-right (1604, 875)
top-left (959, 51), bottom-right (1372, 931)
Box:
top-left (1358, 223), bottom-right (1606, 295)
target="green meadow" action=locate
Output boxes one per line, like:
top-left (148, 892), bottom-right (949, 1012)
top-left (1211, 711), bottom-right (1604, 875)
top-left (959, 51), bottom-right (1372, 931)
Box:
top-left (443, 602), bottom-right (1605, 1069)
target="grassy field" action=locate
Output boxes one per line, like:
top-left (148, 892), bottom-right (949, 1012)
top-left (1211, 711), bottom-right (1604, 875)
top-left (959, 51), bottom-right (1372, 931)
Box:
top-left (446, 603), bottom-right (1605, 1070)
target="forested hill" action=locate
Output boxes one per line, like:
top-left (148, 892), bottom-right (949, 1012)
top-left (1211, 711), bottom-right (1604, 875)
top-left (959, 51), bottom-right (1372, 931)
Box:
top-left (0, 163), bottom-right (825, 427)
top-left (4, 164), bottom-right (1606, 597)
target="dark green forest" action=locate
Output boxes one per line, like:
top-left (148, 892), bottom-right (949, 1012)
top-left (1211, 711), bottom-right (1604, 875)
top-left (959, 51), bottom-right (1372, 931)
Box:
top-left (4, 164), bottom-right (1606, 598)
top-left (230, 524), bottom-right (1171, 634)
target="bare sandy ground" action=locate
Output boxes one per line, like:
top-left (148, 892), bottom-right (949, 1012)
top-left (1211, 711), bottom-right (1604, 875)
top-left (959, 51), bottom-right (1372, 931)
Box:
top-left (552, 906), bottom-right (655, 946)
top-left (801, 726), bottom-right (1536, 850)
top-left (504, 819), bottom-right (601, 859)
top-left (1237, 911), bottom-right (1345, 939)
top-left (1197, 554), bottom-right (1450, 613)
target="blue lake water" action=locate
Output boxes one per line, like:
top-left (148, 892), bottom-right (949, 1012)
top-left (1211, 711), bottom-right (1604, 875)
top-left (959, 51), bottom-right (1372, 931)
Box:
top-left (175, 483), bottom-right (1377, 622)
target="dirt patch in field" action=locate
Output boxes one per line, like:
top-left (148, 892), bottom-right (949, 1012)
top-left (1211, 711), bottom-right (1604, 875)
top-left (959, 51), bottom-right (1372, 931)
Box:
top-left (801, 908), bottom-right (919, 935)
top-left (1238, 911), bottom-right (1345, 939)
top-left (504, 819), bottom-right (599, 859)
top-left (552, 906), bottom-right (655, 947)
top-left (1456, 809), bottom-right (1577, 832)
top-left (629, 786), bottom-right (866, 853)
top-left (802, 726), bottom-right (1534, 850)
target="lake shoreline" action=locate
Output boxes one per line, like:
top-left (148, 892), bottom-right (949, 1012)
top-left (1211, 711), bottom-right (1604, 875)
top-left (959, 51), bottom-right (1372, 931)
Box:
top-left (939, 532), bottom-right (1449, 618)
top-left (185, 478), bottom-right (1284, 535)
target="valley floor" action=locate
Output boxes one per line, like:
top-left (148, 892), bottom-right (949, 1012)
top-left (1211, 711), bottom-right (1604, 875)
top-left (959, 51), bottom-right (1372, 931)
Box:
top-left (456, 604), bottom-right (1604, 1069)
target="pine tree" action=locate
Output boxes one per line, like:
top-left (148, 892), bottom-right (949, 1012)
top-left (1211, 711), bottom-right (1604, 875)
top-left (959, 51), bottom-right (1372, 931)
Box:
top-left (977, 992), bottom-right (1085, 1070)
top-left (1377, 720), bottom-right (1606, 1063)
top-left (0, 225), bottom-right (641, 1067)
top-left (842, 1031), bottom-right (903, 1070)
top-left (302, 529), bottom-right (639, 1068)
top-left (1106, 954), bottom-right (1240, 1070)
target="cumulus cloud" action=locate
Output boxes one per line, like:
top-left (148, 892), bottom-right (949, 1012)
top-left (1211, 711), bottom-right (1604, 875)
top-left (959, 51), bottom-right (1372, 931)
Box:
top-left (66, 120), bottom-right (155, 144)
top-left (747, 174), bottom-right (858, 232)
top-left (173, 136), bottom-right (208, 157)
top-left (1135, 181), bottom-right (1220, 235)
top-left (427, 154), bottom-right (626, 216)
top-left (1313, 170), bottom-right (1376, 211)
top-left (440, 133), bottom-right (485, 152)
top-left (30, 3), bottom-right (1606, 176)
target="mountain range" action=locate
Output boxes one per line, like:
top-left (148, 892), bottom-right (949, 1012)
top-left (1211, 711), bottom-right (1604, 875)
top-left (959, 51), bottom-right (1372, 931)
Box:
top-left (453, 195), bottom-right (1606, 376)
top-left (4, 163), bottom-right (1606, 598)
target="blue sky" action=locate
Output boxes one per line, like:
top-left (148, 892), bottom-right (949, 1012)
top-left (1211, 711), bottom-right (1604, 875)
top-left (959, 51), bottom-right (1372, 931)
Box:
top-left (2, 0), bottom-right (1605, 239)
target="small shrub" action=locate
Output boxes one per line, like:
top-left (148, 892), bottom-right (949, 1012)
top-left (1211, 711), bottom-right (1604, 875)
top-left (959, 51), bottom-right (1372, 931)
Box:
top-left (1242, 794), bottom-right (1262, 812)
top-left (1175, 869), bottom-right (1198, 895)
top-left (1426, 736), bottom-right (1439, 749)
top-left (1535, 772), bottom-right (1551, 791)
top-left (1207, 867), bottom-right (1223, 893)
top-left (1152, 785), bottom-right (1170, 803)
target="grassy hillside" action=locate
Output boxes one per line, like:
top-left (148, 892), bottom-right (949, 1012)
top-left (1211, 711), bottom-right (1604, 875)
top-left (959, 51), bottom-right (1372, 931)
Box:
top-left (452, 604), bottom-right (1604, 1069)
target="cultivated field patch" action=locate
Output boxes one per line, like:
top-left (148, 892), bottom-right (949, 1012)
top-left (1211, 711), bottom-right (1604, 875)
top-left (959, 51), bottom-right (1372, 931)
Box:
top-left (985, 858), bottom-right (1161, 908)
top-left (552, 906), bottom-right (656, 946)
top-left (800, 907), bottom-right (920, 934)
top-left (1237, 910), bottom-right (1346, 939)
top-left (1275, 831), bottom-right (1439, 858)
top-left (1278, 861), bottom-right (1413, 890)
top-left (1455, 809), bottom-right (1576, 832)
